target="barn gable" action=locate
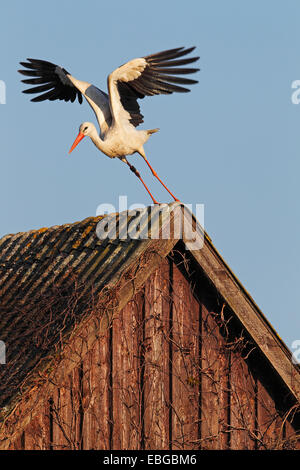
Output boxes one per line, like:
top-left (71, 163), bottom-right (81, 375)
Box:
top-left (0, 203), bottom-right (299, 450)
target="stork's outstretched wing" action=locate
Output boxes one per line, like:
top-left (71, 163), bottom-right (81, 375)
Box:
top-left (18, 59), bottom-right (83, 103)
top-left (107, 47), bottom-right (200, 127)
top-left (18, 59), bottom-right (112, 135)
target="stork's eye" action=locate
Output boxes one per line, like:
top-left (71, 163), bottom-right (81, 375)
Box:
top-left (84, 126), bottom-right (88, 131)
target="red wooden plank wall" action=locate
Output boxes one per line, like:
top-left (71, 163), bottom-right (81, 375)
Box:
top-left (9, 258), bottom-right (300, 450)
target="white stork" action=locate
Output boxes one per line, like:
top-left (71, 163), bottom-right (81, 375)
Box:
top-left (19, 47), bottom-right (199, 204)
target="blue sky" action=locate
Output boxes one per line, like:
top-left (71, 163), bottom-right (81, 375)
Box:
top-left (1, 0), bottom-right (300, 350)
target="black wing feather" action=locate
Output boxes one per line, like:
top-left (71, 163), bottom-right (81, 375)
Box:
top-left (18, 58), bottom-right (83, 104)
top-left (117, 82), bottom-right (144, 127)
top-left (151, 57), bottom-right (199, 68)
top-left (21, 77), bottom-right (56, 85)
top-left (117, 47), bottom-right (199, 127)
top-left (22, 83), bottom-right (56, 94)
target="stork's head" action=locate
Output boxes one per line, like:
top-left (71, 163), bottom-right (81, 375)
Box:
top-left (79, 122), bottom-right (95, 137)
top-left (69, 122), bottom-right (96, 154)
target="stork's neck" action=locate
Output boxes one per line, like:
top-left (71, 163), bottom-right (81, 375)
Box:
top-left (89, 127), bottom-right (110, 156)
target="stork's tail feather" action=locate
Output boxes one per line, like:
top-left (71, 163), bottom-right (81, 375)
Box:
top-left (147, 128), bottom-right (160, 135)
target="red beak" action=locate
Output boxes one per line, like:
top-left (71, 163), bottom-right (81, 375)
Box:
top-left (69, 132), bottom-right (85, 154)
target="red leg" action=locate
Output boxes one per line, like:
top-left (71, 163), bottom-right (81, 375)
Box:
top-left (143, 157), bottom-right (180, 202)
top-left (124, 159), bottom-right (159, 204)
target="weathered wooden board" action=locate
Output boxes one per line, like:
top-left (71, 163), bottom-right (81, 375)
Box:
top-left (200, 302), bottom-right (230, 449)
top-left (22, 400), bottom-right (50, 450)
top-left (257, 380), bottom-right (283, 449)
top-left (81, 330), bottom-right (111, 449)
top-left (51, 369), bottom-right (80, 450)
top-left (230, 352), bottom-right (256, 449)
top-left (111, 293), bottom-right (144, 449)
top-left (171, 263), bottom-right (200, 449)
top-left (143, 258), bottom-right (171, 449)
